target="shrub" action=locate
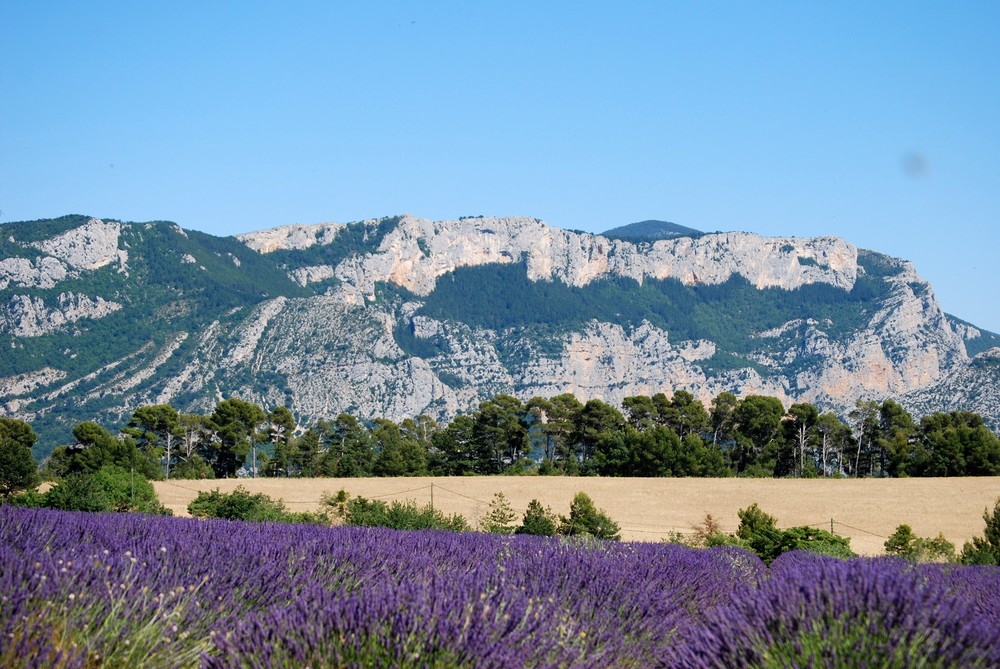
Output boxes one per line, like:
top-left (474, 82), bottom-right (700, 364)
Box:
top-left (41, 465), bottom-right (171, 515)
top-left (559, 492), bottom-right (621, 541)
top-left (885, 524), bottom-right (956, 563)
top-left (188, 486), bottom-right (324, 524)
top-left (729, 503), bottom-right (856, 563)
top-left (960, 498), bottom-right (1000, 565)
top-left (328, 491), bottom-right (470, 532)
top-left (481, 491), bottom-right (517, 534)
top-left (515, 499), bottom-right (559, 536)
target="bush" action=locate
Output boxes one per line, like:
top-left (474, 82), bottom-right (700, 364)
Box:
top-left (731, 503), bottom-right (855, 563)
top-left (515, 499), bottom-right (559, 536)
top-left (41, 465), bottom-right (171, 515)
top-left (188, 486), bottom-right (325, 524)
top-left (329, 491), bottom-right (470, 532)
top-left (960, 498), bottom-right (1000, 565)
top-left (885, 524), bottom-right (956, 563)
top-left (481, 492), bottom-right (517, 534)
top-left (42, 473), bottom-right (112, 512)
top-left (778, 526), bottom-right (855, 560)
top-left (559, 492), bottom-right (621, 541)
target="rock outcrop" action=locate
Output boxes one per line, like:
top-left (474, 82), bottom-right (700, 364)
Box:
top-left (2, 213), bottom-right (997, 446)
top-left (34, 218), bottom-right (126, 271)
top-left (330, 215), bottom-right (859, 303)
top-left (2, 292), bottom-right (123, 337)
top-left (237, 222), bottom-right (344, 253)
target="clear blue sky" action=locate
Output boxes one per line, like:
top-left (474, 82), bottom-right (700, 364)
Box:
top-left (2, 2), bottom-right (998, 332)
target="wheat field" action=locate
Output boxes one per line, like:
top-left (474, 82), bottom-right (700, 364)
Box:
top-left (153, 476), bottom-right (1000, 556)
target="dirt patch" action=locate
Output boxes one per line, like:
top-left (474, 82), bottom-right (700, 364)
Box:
top-left (153, 476), bottom-right (1000, 556)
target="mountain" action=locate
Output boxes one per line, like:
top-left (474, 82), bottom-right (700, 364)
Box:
top-left (601, 220), bottom-right (703, 242)
top-left (3, 213), bottom-right (999, 456)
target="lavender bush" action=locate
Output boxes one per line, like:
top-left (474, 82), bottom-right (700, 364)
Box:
top-left (2, 506), bottom-right (998, 668)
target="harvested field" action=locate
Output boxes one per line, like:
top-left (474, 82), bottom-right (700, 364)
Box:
top-left (154, 476), bottom-right (1000, 556)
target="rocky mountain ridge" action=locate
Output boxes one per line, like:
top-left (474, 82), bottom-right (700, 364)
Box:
top-left (2, 213), bottom-right (998, 453)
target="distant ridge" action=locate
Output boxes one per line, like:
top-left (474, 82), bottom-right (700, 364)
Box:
top-left (601, 220), bottom-right (702, 242)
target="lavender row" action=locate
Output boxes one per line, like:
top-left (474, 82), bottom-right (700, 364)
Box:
top-left (2, 506), bottom-right (999, 668)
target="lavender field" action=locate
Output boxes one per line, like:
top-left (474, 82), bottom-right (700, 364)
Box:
top-left (2, 506), bottom-right (999, 668)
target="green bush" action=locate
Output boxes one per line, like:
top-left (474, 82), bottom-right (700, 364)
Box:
top-left (188, 486), bottom-right (325, 524)
top-left (482, 492), bottom-right (517, 534)
top-left (960, 498), bottom-right (1000, 565)
top-left (0, 418), bottom-right (40, 500)
top-left (730, 503), bottom-right (855, 563)
top-left (329, 491), bottom-right (470, 532)
top-left (559, 492), bottom-right (621, 541)
top-left (515, 499), bottom-right (559, 536)
top-left (778, 526), bottom-right (855, 560)
top-left (885, 524), bottom-right (956, 562)
top-left (40, 465), bottom-right (171, 515)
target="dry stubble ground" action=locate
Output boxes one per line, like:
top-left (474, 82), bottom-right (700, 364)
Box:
top-left (154, 476), bottom-right (1000, 556)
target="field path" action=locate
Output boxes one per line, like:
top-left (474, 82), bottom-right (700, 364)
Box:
top-left (154, 476), bottom-right (1000, 556)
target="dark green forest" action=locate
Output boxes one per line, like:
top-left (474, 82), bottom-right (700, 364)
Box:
top-left (4, 389), bottom-right (998, 497)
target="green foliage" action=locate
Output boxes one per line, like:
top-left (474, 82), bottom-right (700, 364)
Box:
top-left (481, 491), bottom-right (517, 534)
top-left (884, 524), bottom-right (956, 563)
top-left (473, 395), bottom-right (530, 475)
top-left (960, 498), bottom-right (1000, 565)
top-left (515, 499), bottom-right (559, 536)
top-left (778, 527), bottom-right (856, 560)
top-left (397, 260), bottom-right (892, 365)
top-left (600, 219), bottom-right (702, 242)
top-left (329, 491), bottom-right (470, 532)
top-left (559, 492), bottom-right (621, 541)
top-left (371, 419), bottom-right (427, 476)
top-left (188, 485), bottom-right (326, 524)
top-left (0, 214), bottom-right (93, 246)
top-left (42, 465), bottom-right (170, 515)
top-left (44, 421), bottom-right (161, 481)
top-left (208, 398), bottom-right (267, 478)
top-left (732, 503), bottom-right (855, 563)
top-left (912, 411), bottom-right (1000, 476)
top-left (884, 524), bottom-right (917, 557)
top-left (317, 414), bottom-right (375, 478)
top-left (39, 472), bottom-right (112, 512)
top-left (170, 454), bottom-right (215, 480)
top-left (0, 418), bottom-right (39, 499)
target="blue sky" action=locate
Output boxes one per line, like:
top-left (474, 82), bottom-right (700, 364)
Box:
top-left (2, 2), bottom-right (998, 331)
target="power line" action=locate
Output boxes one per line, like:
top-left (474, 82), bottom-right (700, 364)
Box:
top-left (831, 520), bottom-right (889, 539)
top-left (430, 483), bottom-right (490, 505)
top-left (366, 485), bottom-right (433, 499)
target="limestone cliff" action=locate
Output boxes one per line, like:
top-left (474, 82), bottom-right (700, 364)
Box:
top-left (2, 213), bottom-right (997, 449)
top-left (330, 215), bottom-right (858, 304)
top-left (2, 293), bottom-right (123, 337)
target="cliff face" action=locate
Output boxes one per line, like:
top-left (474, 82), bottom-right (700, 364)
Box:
top-left (281, 214), bottom-right (858, 301)
top-left (1, 214), bottom-right (996, 450)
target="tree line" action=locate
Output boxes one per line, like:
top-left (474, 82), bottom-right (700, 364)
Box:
top-left (3, 390), bottom-right (1000, 504)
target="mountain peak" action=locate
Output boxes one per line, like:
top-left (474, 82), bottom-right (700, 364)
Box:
top-left (601, 220), bottom-right (703, 242)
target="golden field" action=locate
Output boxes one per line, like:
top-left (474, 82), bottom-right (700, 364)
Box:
top-left (154, 476), bottom-right (1000, 556)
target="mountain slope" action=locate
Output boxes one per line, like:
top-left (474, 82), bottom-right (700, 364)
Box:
top-left (601, 220), bottom-right (703, 241)
top-left (2, 214), bottom-right (996, 455)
